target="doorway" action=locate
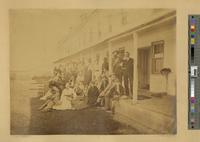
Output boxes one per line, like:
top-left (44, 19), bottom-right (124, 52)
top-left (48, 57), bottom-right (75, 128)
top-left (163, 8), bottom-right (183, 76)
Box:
top-left (138, 47), bottom-right (151, 90)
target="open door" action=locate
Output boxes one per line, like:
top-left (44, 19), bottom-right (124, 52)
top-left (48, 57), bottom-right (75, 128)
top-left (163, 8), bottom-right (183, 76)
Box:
top-left (138, 47), bottom-right (151, 90)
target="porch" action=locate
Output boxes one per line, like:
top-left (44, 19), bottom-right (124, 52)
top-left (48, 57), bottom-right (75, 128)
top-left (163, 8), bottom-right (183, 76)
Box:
top-left (113, 91), bottom-right (176, 134)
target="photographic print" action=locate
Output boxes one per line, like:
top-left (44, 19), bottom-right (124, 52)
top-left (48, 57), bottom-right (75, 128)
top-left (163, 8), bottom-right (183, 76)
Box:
top-left (10, 9), bottom-right (176, 135)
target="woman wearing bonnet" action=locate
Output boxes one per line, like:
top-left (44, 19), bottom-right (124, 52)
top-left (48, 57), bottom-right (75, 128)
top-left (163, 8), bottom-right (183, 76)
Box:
top-left (53, 82), bottom-right (76, 110)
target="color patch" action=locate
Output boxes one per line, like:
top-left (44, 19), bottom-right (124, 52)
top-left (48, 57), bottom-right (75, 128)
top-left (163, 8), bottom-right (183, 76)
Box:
top-left (191, 18), bottom-right (195, 24)
top-left (191, 31), bottom-right (195, 35)
top-left (191, 45), bottom-right (195, 48)
top-left (191, 118), bottom-right (195, 123)
top-left (191, 28), bottom-right (195, 32)
top-left (191, 103), bottom-right (195, 113)
top-left (191, 25), bottom-right (195, 30)
top-left (191, 84), bottom-right (195, 97)
top-left (191, 97), bottom-right (195, 103)
top-left (191, 38), bottom-right (195, 44)
top-left (191, 34), bottom-right (195, 38)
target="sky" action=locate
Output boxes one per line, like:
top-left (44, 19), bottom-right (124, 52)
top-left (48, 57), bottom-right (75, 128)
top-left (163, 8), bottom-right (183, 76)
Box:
top-left (10, 9), bottom-right (93, 75)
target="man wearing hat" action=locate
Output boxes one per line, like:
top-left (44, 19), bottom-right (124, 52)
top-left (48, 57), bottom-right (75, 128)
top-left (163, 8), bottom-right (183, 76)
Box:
top-left (122, 51), bottom-right (134, 97)
top-left (112, 53), bottom-right (123, 83)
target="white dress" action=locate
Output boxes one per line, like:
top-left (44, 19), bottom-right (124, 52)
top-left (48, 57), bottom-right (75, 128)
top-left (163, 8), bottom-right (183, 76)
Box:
top-left (40, 89), bottom-right (52, 100)
top-left (53, 88), bottom-right (75, 110)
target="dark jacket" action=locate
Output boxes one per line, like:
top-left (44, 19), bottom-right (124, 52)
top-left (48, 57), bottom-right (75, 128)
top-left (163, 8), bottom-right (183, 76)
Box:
top-left (122, 58), bottom-right (134, 76)
top-left (102, 61), bottom-right (109, 73)
top-left (84, 68), bottom-right (92, 85)
top-left (87, 86), bottom-right (99, 105)
top-left (113, 58), bottom-right (123, 76)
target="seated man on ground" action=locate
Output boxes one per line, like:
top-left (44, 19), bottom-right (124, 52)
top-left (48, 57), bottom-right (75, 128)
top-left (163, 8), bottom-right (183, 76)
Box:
top-left (72, 82), bottom-right (88, 110)
top-left (95, 74), bottom-right (109, 106)
top-left (87, 81), bottom-right (99, 106)
top-left (97, 74), bottom-right (124, 113)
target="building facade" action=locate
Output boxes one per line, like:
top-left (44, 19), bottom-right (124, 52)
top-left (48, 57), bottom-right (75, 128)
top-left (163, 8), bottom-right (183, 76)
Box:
top-left (54, 9), bottom-right (176, 102)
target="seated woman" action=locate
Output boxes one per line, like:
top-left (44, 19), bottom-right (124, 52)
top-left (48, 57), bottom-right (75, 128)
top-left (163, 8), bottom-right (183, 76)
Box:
top-left (74, 81), bottom-right (85, 97)
top-left (53, 82), bottom-right (76, 110)
top-left (40, 72), bottom-right (62, 100)
top-left (40, 81), bottom-right (58, 100)
top-left (72, 82), bottom-right (88, 110)
top-left (38, 85), bottom-right (60, 112)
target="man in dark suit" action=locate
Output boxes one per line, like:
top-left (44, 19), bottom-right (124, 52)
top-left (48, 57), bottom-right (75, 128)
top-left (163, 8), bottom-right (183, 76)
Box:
top-left (84, 66), bottom-right (92, 87)
top-left (87, 81), bottom-right (100, 106)
top-left (122, 52), bottom-right (134, 97)
top-left (84, 59), bottom-right (92, 87)
top-left (102, 57), bottom-right (109, 74)
top-left (113, 56), bottom-right (123, 83)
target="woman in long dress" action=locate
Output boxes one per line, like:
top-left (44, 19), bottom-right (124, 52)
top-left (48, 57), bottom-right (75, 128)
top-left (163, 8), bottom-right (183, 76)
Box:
top-left (53, 82), bottom-right (75, 110)
top-left (40, 73), bottom-right (62, 100)
top-left (38, 86), bottom-right (60, 112)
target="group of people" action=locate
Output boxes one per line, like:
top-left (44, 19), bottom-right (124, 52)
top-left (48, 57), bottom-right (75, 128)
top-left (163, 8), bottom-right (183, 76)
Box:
top-left (38, 50), bottom-right (133, 114)
top-left (112, 50), bottom-right (134, 97)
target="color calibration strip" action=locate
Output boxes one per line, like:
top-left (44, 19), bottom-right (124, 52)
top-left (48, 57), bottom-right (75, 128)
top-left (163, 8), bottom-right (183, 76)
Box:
top-left (189, 15), bottom-right (199, 129)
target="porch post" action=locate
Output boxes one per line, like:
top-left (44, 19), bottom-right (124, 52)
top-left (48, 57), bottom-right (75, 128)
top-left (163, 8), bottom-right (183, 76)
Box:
top-left (108, 41), bottom-right (112, 75)
top-left (132, 32), bottom-right (138, 103)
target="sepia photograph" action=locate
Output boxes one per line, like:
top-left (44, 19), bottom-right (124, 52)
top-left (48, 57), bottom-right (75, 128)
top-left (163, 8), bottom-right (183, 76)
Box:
top-left (10, 9), bottom-right (176, 135)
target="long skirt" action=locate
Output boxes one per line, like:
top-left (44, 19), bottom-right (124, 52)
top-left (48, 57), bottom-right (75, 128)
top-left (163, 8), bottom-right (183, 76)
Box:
top-left (40, 89), bottom-right (52, 100)
top-left (53, 95), bottom-right (73, 110)
top-left (72, 96), bottom-right (88, 110)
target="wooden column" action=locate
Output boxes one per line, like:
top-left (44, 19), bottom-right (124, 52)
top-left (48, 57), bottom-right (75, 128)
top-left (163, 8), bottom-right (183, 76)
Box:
top-left (108, 41), bottom-right (112, 75)
top-left (132, 32), bottom-right (138, 103)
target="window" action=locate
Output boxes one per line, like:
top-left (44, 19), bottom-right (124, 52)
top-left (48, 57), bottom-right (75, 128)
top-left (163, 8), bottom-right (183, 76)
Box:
top-left (107, 15), bottom-right (113, 33)
top-left (121, 10), bottom-right (128, 25)
top-left (151, 40), bottom-right (164, 74)
top-left (122, 15), bottom-right (127, 25)
top-left (98, 29), bottom-right (101, 38)
top-left (97, 22), bottom-right (101, 38)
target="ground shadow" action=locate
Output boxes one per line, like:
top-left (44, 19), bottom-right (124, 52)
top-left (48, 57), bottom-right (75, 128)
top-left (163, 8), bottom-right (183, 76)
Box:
top-left (28, 97), bottom-right (136, 135)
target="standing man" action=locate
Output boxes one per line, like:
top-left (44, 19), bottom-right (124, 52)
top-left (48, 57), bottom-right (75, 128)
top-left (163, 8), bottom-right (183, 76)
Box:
top-left (84, 58), bottom-right (93, 88)
top-left (123, 52), bottom-right (134, 97)
top-left (113, 53), bottom-right (123, 84)
top-left (102, 57), bottom-right (109, 74)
